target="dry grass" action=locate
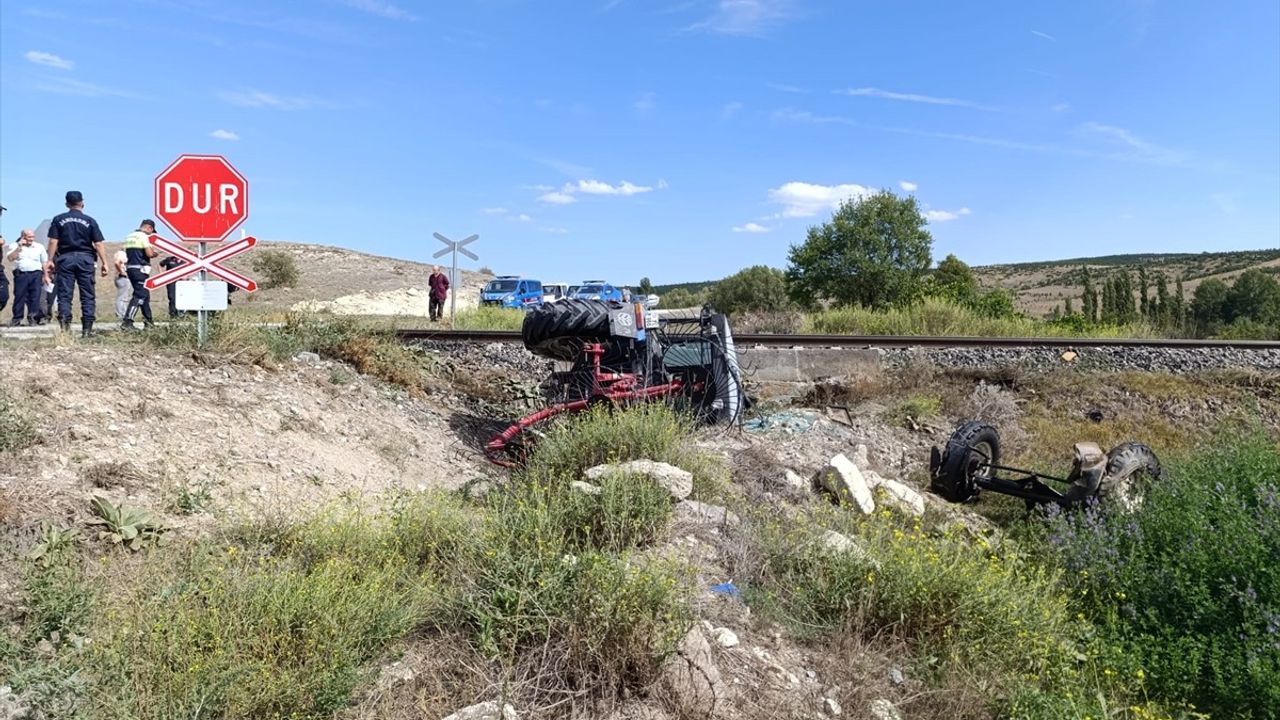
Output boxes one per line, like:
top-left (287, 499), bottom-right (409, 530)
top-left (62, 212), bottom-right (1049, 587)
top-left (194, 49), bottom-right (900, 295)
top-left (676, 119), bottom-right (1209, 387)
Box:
top-left (80, 461), bottom-right (148, 490)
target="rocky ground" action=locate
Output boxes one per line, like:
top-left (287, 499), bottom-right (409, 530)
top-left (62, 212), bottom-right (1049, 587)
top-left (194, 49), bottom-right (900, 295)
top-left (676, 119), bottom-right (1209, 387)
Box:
top-left (1, 332), bottom-right (1276, 719)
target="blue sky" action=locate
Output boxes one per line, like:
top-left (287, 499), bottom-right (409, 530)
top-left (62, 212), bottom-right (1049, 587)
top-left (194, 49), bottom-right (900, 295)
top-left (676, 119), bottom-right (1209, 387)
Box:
top-left (1, 0), bottom-right (1277, 285)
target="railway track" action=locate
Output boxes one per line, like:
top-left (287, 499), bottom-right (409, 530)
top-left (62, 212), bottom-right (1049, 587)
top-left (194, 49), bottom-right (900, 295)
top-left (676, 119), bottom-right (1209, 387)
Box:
top-left (396, 329), bottom-right (1280, 350)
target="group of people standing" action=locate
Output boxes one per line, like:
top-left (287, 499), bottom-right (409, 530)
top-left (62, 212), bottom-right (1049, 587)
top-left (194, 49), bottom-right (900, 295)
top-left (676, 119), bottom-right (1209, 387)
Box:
top-left (0, 191), bottom-right (182, 337)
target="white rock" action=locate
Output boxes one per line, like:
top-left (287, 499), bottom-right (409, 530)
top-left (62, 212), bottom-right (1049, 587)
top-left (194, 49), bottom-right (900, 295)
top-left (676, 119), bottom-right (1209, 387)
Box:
top-left (441, 700), bottom-right (519, 720)
top-left (824, 697), bottom-right (843, 716)
top-left (782, 469), bottom-right (807, 491)
top-left (852, 443), bottom-right (869, 469)
top-left (569, 480), bottom-right (603, 495)
top-left (712, 627), bottom-right (739, 648)
top-left (869, 698), bottom-right (903, 720)
top-left (661, 627), bottom-right (725, 716)
top-left (869, 477), bottom-right (925, 517)
top-left (585, 459), bottom-right (692, 500)
top-left (813, 454), bottom-right (875, 514)
top-left (675, 499), bottom-right (740, 526)
top-left (820, 530), bottom-right (866, 560)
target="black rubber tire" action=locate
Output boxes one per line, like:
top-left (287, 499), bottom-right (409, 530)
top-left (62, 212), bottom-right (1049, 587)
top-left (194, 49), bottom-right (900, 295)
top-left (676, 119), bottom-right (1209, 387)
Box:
top-left (932, 421), bottom-right (999, 503)
top-left (522, 299), bottom-right (613, 361)
top-left (1098, 442), bottom-right (1161, 511)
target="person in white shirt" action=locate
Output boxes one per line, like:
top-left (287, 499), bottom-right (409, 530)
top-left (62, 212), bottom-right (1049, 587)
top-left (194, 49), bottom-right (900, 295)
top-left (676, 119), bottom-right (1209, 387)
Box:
top-left (6, 228), bottom-right (51, 326)
top-left (112, 248), bottom-right (131, 319)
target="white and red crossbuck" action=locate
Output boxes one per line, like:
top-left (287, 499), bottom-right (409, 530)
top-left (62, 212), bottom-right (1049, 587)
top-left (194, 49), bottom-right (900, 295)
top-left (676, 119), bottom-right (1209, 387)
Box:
top-left (144, 234), bottom-right (258, 292)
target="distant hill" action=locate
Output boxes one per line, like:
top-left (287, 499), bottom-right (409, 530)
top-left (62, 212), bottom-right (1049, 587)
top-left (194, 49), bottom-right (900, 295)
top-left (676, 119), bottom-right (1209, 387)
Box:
top-left (650, 248), bottom-right (1280, 318)
top-left (974, 248), bottom-right (1280, 317)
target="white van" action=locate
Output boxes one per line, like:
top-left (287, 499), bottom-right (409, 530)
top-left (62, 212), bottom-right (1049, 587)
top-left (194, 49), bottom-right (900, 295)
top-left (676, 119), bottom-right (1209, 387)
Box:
top-left (543, 282), bottom-right (571, 303)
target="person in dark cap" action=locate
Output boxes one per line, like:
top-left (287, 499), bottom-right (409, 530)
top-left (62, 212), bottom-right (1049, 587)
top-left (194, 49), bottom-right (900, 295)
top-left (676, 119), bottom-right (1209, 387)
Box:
top-left (121, 219), bottom-right (158, 329)
top-left (44, 190), bottom-right (109, 337)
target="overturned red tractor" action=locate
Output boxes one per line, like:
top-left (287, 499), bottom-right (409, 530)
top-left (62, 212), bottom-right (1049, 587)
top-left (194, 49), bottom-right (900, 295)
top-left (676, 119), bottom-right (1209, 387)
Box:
top-left (485, 300), bottom-right (748, 466)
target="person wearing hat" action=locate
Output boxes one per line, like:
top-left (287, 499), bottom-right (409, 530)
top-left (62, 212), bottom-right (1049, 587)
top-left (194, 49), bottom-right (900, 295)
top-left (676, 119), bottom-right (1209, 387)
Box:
top-left (44, 190), bottom-right (108, 337)
top-left (121, 219), bottom-right (158, 329)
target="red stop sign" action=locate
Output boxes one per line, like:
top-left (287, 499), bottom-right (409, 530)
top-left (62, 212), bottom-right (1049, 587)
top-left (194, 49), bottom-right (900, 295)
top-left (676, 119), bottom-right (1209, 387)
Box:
top-left (154, 154), bottom-right (248, 242)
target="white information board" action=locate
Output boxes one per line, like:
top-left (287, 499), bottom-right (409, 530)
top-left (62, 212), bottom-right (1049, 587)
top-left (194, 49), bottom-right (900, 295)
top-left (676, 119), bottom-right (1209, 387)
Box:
top-left (175, 280), bottom-right (229, 311)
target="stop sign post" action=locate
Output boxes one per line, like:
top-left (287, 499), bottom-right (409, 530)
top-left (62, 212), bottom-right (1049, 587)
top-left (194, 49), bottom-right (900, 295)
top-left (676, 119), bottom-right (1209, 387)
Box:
top-left (154, 155), bottom-right (248, 242)
top-left (151, 154), bottom-right (255, 346)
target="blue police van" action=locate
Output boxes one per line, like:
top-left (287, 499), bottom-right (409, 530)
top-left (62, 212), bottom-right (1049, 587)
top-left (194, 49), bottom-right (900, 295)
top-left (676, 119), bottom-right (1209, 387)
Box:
top-left (480, 276), bottom-right (544, 309)
top-left (569, 280), bottom-right (624, 302)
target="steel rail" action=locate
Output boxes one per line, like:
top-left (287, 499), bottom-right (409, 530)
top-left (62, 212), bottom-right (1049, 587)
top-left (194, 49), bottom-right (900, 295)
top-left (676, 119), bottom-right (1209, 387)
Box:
top-left (396, 329), bottom-right (1280, 350)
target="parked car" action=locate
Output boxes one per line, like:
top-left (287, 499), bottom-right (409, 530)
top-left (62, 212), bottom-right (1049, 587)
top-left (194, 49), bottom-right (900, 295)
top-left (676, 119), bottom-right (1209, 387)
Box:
top-left (481, 276), bottom-right (544, 309)
top-left (570, 281), bottom-right (623, 302)
top-left (543, 282), bottom-right (571, 303)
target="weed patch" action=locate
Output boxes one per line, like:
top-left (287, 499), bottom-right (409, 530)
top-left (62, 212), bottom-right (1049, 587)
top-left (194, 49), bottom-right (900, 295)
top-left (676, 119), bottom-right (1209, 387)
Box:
top-left (452, 306), bottom-right (527, 330)
top-left (1042, 436), bottom-right (1280, 716)
top-left (0, 388), bottom-right (38, 452)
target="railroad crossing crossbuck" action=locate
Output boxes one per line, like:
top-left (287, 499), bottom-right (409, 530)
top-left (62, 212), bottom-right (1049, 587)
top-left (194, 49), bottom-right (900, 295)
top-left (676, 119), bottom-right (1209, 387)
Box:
top-left (144, 234), bottom-right (259, 292)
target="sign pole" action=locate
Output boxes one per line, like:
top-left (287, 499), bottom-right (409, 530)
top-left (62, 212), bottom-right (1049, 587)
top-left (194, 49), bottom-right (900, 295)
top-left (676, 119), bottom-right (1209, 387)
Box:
top-left (432, 232), bottom-right (480, 328)
top-left (197, 242), bottom-right (208, 347)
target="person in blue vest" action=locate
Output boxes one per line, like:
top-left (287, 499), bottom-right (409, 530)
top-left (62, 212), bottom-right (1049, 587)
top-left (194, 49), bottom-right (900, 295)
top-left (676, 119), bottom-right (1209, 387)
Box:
top-left (44, 191), bottom-right (108, 337)
top-left (121, 219), bottom-right (158, 329)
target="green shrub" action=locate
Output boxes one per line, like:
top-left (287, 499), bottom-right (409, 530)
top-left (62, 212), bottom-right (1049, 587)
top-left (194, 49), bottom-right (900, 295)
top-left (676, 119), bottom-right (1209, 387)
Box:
top-left (706, 265), bottom-right (792, 316)
top-left (1044, 436), bottom-right (1280, 717)
top-left (87, 494), bottom-right (472, 719)
top-left (522, 404), bottom-right (725, 497)
top-left (251, 249), bottom-right (300, 289)
top-left (738, 506), bottom-right (1100, 714)
top-left (806, 297), bottom-right (1158, 339)
top-left (883, 394), bottom-right (942, 427)
top-left (0, 388), bottom-right (38, 452)
top-left (452, 306), bottom-right (526, 330)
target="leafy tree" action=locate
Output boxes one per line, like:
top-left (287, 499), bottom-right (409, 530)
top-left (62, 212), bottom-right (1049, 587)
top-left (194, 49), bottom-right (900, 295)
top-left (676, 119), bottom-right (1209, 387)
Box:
top-left (1224, 269), bottom-right (1280, 325)
top-left (1064, 297), bottom-right (1075, 315)
top-left (928, 254), bottom-right (979, 304)
top-left (973, 288), bottom-right (1016, 319)
top-left (661, 287), bottom-right (707, 309)
top-left (1154, 272), bottom-right (1171, 326)
top-left (786, 191), bottom-right (932, 309)
top-left (1081, 267), bottom-right (1097, 324)
top-left (1138, 266), bottom-right (1150, 319)
top-left (637, 277), bottom-right (654, 295)
top-left (706, 265), bottom-right (790, 316)
top-left (251, 250), bottom-right (300, 289)
top-left (1191, 279), bottom-right (1231, 331)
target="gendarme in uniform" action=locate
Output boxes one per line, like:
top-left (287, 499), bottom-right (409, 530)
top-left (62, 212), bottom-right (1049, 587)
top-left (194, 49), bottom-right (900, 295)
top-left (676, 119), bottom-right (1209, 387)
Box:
top-left (47, 190), bottom-right (108, 336)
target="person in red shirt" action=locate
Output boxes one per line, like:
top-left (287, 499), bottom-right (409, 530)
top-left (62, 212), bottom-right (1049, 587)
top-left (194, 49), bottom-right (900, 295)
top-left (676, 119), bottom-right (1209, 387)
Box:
top-left (428, 265), bottom-right (449, 321)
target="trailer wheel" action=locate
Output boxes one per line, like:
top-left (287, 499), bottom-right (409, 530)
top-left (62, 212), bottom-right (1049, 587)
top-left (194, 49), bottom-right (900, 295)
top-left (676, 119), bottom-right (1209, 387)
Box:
top-left (1098, 442), bottom-right (1161, 511)
top-left (932, 421), bottom-right (999, 503)
top-left (522, 299), bottom-right (613, 361)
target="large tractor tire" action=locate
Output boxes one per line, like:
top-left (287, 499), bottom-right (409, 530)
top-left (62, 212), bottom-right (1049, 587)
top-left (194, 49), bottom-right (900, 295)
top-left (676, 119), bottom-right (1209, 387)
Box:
top-left (1097, 442), bottom-right (1161, 511)
top-left (931, 421), bottom-right (999, 503)
top-left (522, 299), bottom-right (613, 361)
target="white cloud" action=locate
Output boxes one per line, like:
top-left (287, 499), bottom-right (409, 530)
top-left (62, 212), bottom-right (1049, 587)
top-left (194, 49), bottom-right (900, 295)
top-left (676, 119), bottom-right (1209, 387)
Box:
top-left (767, 181), bottom-right (877, 218)
top-left (481, 207), bottom-right (508, 215)
top-left (836, 87), bottom-right (991, 110)
top-left (538, 178), bottom-right (662, 205)
top-left (634, 92), bottom-right (656, 112)
top-left (516, 213), bottom-right (533, 222)
top-left (210, 129), bottom-right (240, 141)
top-left (686, 0), bottom-right (797, 36)
top-left (766, 82), bottom-right (807, 94)
top-left (732, 222), bottom-right (772, 233)
top-left (572, 179), bottom-right (653, 196)
top-left (1051, 102), bottom-right (1071, 112)
top-left (771, 108), bottom-right (855, 126)
top-left (335, 0), bottom-right (418, 21)
top-left (1031, 30), bottom-right (1056, 41)
top-left (1077, 122), bottom-right (1188, 165)
top-left (657, 178), bottom-right (669, 189)
top-left (538, 191), bottom-right (577, 205)
top-left (25, 51), bottom-right (73, 70)
top-left (32, 77), bottom-right (136, 98)
top-left (721, 101), bottom-right (744, 120)
top-left (899, 180), bottom-right (918, 192)
top-left (925, 207), bottom-right (972, 222)
top-left (218, 89), bottom-right (320, 110)
top-left (540, 227), bottom-right (569, 234)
